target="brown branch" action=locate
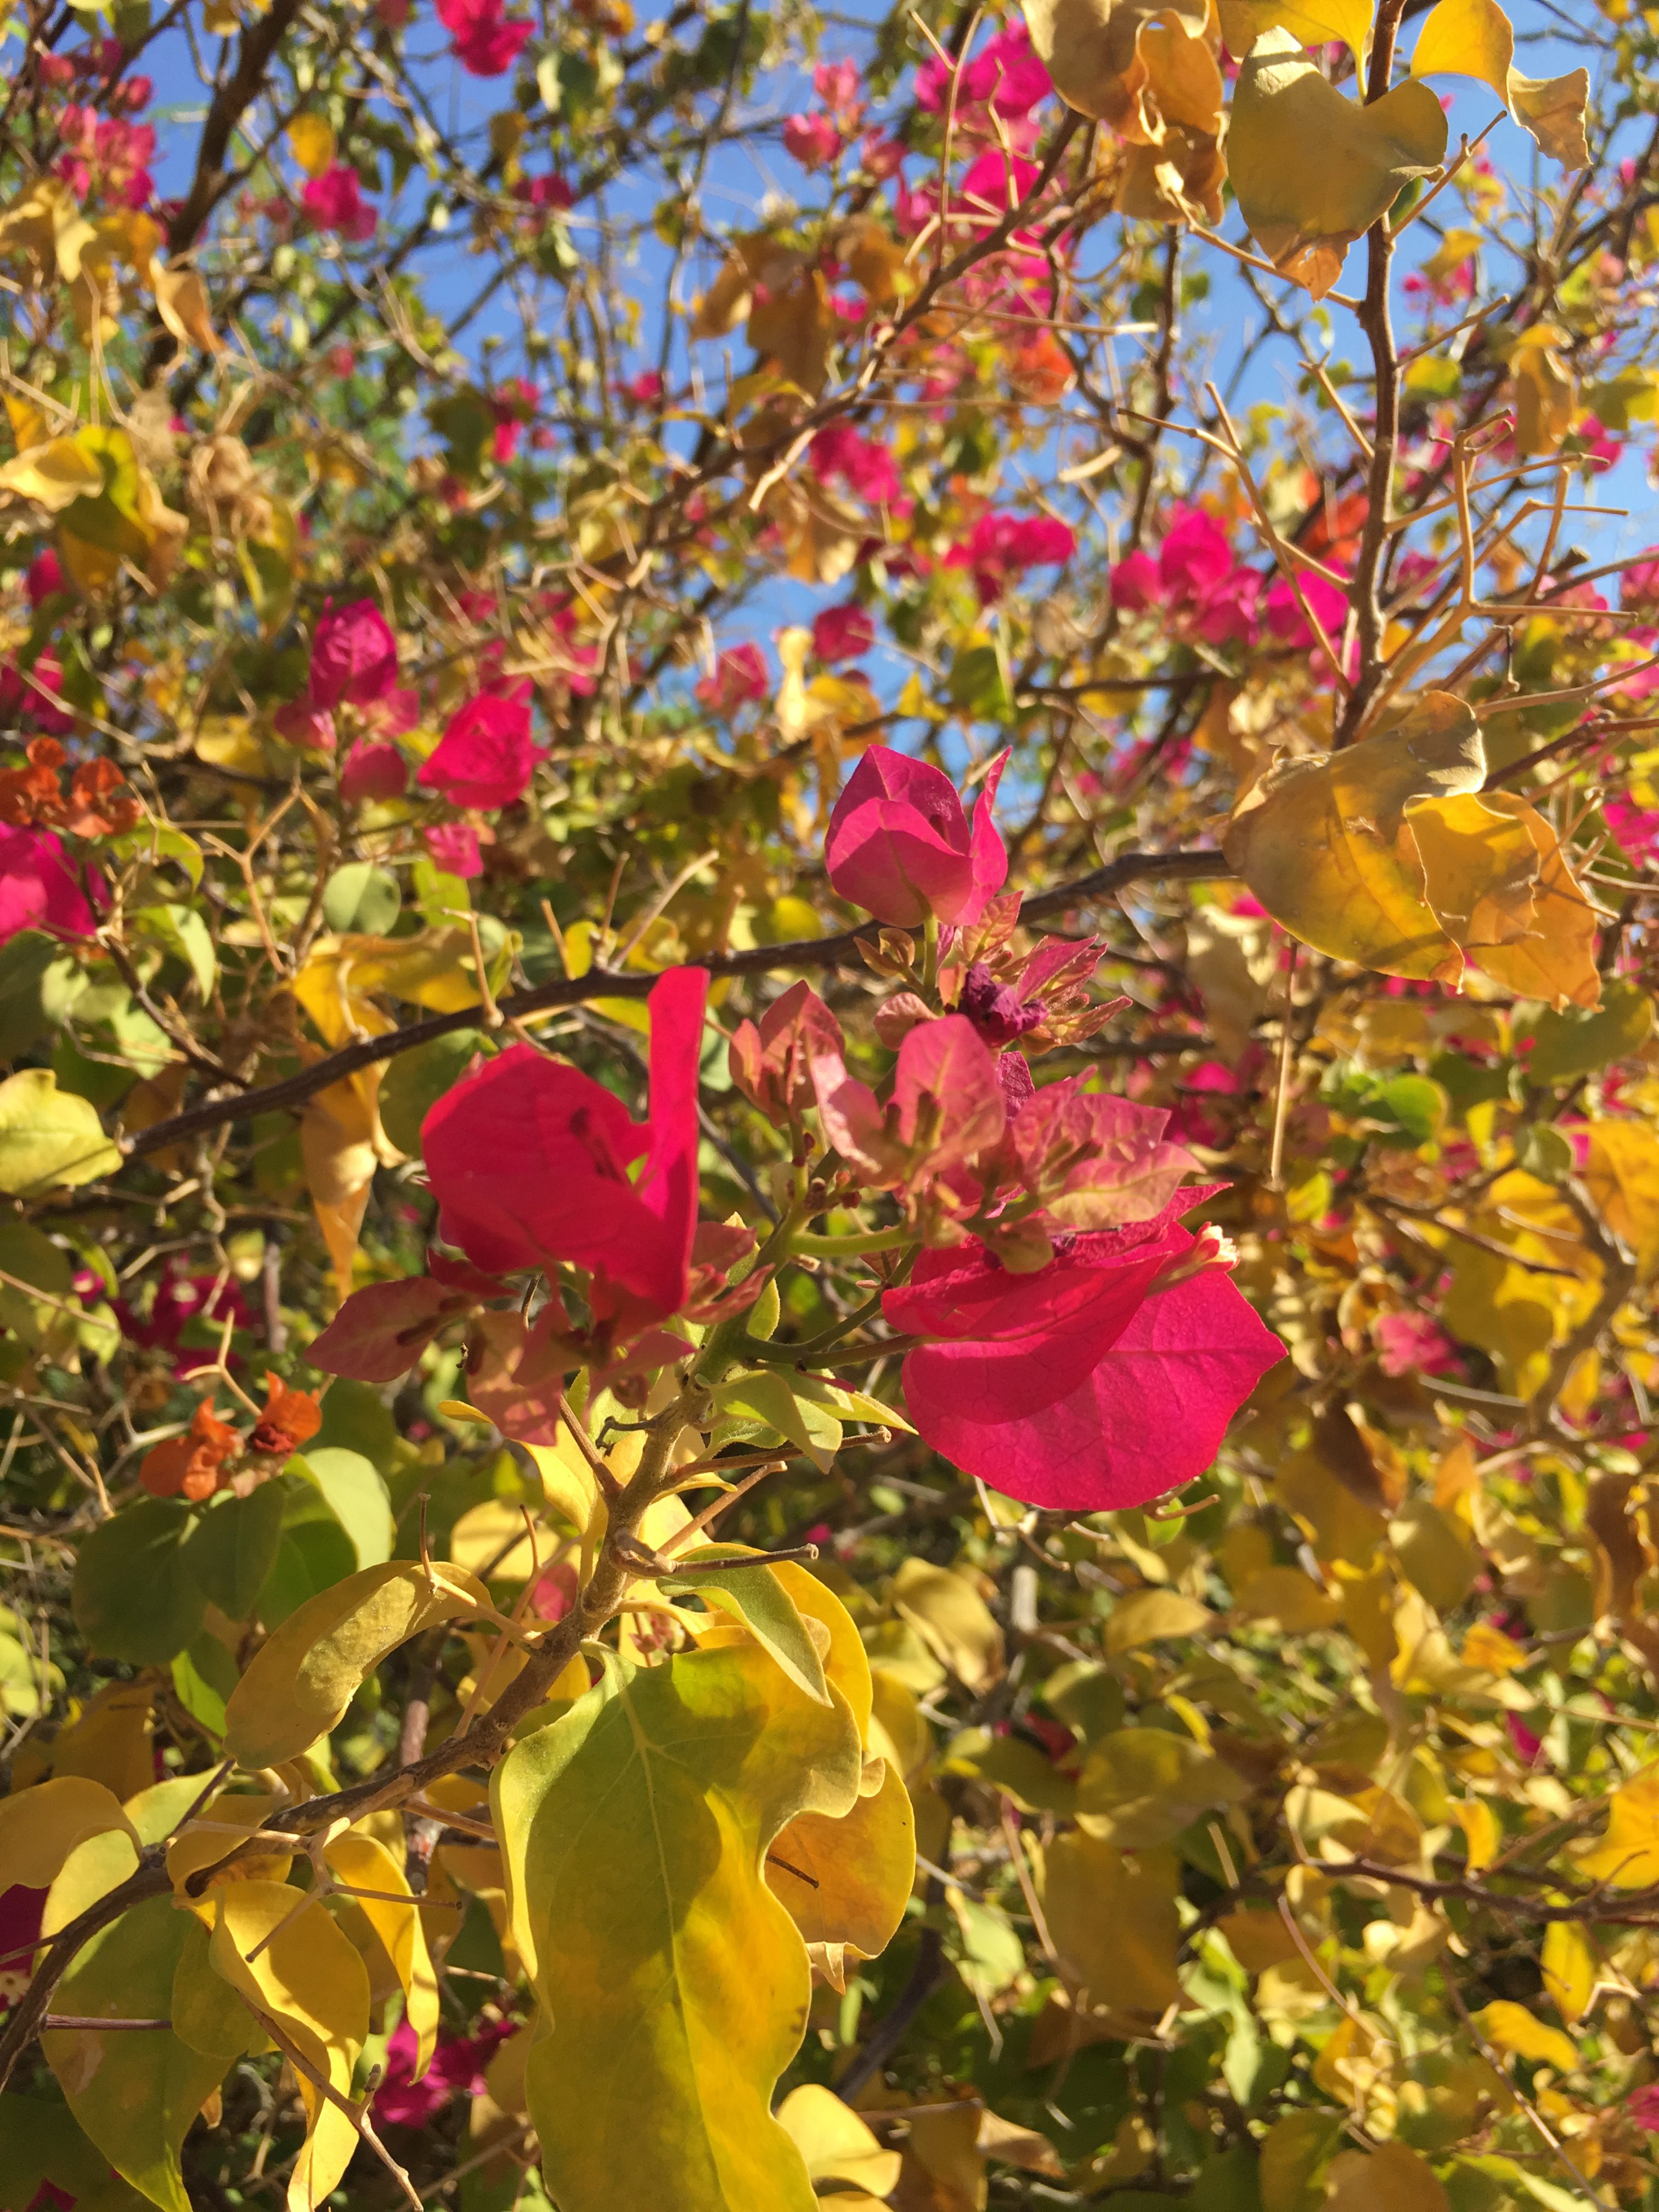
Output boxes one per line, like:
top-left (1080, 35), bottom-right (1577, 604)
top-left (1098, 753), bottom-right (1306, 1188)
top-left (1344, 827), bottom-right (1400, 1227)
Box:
top-left (120, 849), bottom-right (1234, 1163)
top-left (164, 0), bottom-right (307, 259)
top-left (1336, 0), bottom-right (1412, 743)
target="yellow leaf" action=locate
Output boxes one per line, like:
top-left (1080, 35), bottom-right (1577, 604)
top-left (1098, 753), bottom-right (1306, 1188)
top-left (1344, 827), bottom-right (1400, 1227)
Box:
top-left (1389, 1496), bottom-right (1479, 1616)
top-left (1222, 692), bottom-right (1486, 981)
top-left (0, 1776), bottom-right (137, 1892)
top-left (1474, 1999), bottom-right (1579, 2073)
top-left (323, 1830), bottom-right (439, 2076)
top-left (1229, 29), bottom-right (1449, 298)
top-left (1455, 1797), bottom-right (1501, 1874)
top-left (1473, 794), bottom-right (1599, 1008)
top-left (1542, 1920), bottom-right (1597, 2027)
top-left (1409, 0), bottom-right (1513, 97)
top-left (0, 1068), bottom-right (123, 1194)
top-left (223, 1561), bottom-right (486, 1770)
top-left (1042, 1830), bottom-right (1183, 2016)
top-left (287, 115), bottom-right (337, 177)
top-left (747, 262), bottom-right (834, 397)
top-left (210, 1881), bottom-right (368, 2212)
top-left (891, 1558), bottom-right (1004, 1690)
top-left (491, 1644), bottom-right (862, 2212)
top-left (1075, 1727), bottom-right (1250, 1848)
top-left (151, 259), bottom-right (220, 353)
top-left (1579, 1766), bottom-right (1659, 1889)
top-left (1104, 1587), bottom-right (1216, 1652)
top-left (1585, 1119), bottom-right (1659, 1276)
top-left (1219, 0), bottom-right (1373, 70)
top-left (766, 1759), bottom-right (915, 1988)
top-left (1509, 324), bottom-right (1577, 456)
top-left (301, 1074), bottom-right (381, 1297)
top-left (0, 434), bottom-right (105, 512)
top-left (776, 2085), bottom-right (901, 2199)
top-left (1323, 2140), bottom-right (1451, 2211)
top-left (1232, 1562), bottom-right (1341, 1632)
top-left (1403, 789), bottom-right (1545, 957)
top-left (166, 1789), bottom-right (294, 1896)
top-left (0, 177), bottom-right (98, 286)
top-left (52, 1679), bottom-right (156, 1801)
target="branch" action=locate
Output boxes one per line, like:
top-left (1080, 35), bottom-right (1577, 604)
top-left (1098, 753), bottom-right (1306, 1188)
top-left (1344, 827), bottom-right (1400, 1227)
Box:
top-left (121, 849), bottom-right (1235, 1162)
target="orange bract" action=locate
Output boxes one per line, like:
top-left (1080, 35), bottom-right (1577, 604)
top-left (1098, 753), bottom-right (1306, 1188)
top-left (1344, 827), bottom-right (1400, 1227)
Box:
top-left (246, 1371), bottom-right (323, 1458)
top-left (139, 1400), bottom-right (240, 1502)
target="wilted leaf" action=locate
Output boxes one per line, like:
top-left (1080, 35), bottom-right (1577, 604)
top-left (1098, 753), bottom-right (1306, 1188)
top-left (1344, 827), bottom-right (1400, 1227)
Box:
top-left (0, 1068), bottom-right (122, 1194)
top-left (223, 1560), bottom-right (484, 1769)
top-left (491, 1644), bottom-right (862, 2212)
top-left (1024, 0), bottom-right (1216, 135)
top-left (0, 435), bottom-right (105, 511)
top-left (1230, 29), bottom-right (1449, 298)
top-left (150, 260), bottom-right (219, 353)
top-left (1410, 0), bottom-right (1588, 166)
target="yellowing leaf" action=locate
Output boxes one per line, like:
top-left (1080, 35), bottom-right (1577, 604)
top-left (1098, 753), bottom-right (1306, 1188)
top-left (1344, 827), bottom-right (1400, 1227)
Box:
top-left (0, 1776), bottom-right (138, 1892)
top-left (301, 1073), bottom-right (382, 1297)
top-left (42, 1897), bottom-right (232, 2212)
top-left (1470, 792), bottom-right (1599, 1008)
top-left (223, 1561), bottom-right (485, 1770)
top-left (210, 1881), bottom-right (369, 2212)
top-left (150, 260), bottom-right (220, 354)
top-left (287, 114), bottom-right (337, 177)
top-left (766, 1759), bottom-right (915, 1989)
top-left (1042, 1830), bottom-right (1183, 2018)
top-left (0, 434), bottom-right (105, 512)
top-left (1509, 324), bottom-right (1578, 456)
top-left (1075, 1726), bottom-right (1250, 1848)
top-left (1104, 1587), bottom-right (1216, 1653)
top-left (0, 1069), bottom-right (122, 1194)
top-left (1232, 1562), bottom-right (1341, 1632)
top-left (1410, 0), bottom-right (1588, 167)
top-left (1542, 1920), bottom-right (1597, 2027)
top-left (1229, 29), bottom-right (1449, 298)
top-left (1455, 1797), bottom-right (1502, 1874)
top-left (322, 1830), bottom-right (439, 2076)
top-left (1323, 2141), bottom-right (1451, 2212)
top-left (491, 1645), bottom-right (862, 2212)
top-left (776, 2084), bottom-right (901, 2199)
top-left (892, 1559), bottom-right (1004, 1690)
top-left (1219, 0), bottom-right (1373, 69)
top-left (1474, 1999), bottom-right (1579, 2073)
top-left (0, 177), bottom-right (98, 286)
top-left (1579, 1766), bottom-right (1659, 1888)
top-left (665, 1548), bottom-right (831, 1706)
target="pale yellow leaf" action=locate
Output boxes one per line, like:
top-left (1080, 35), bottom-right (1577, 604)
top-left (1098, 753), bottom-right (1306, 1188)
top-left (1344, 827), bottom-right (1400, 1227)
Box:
top-left (1104, 1587), bottom-right (1216, 1653)
top-left (1474, 1999), bottom-right (1579, 2073)
top-left (0, 1776), bottom-right (138, 1893)
top-left (151, 260), bottom-right (221, 353)
top-left (1220, 0), bottom-right (1373, 69)
top-left (323, 1830), bottom-right (439, 2076)
top-left (776, 2085), bottom-right (901, 2198)
top-left (891, 1558), bottom-right (1004, 1691)
top-left (1542, 1919), bottom-right (1597, 2027)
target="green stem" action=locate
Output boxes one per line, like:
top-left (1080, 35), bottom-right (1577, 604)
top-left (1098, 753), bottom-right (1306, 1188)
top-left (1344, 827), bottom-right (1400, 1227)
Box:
top-left (794, 1227), bottom-right (917, 1257)
top-left (921, 913), bottom-right (940, 996)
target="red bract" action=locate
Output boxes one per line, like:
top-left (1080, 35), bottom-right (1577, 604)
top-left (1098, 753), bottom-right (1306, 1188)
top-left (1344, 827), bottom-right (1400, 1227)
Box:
top-left (826, 744), bottom-right (1008, 927)
top-left (309, 597), bottom-right (399, 710)
top-left (812, 603), bottom-right (874, 663)
top-left (436, 0), bottom-right (532, 74)
top-left (884, 1198), bottom-right (1284, 1510)
top-left (729, 979), bottom-right (845, 1121)
top-left (417, 686), bottom-right (537, 810)
top-left (302, 165), bottom-right (377, 240)
top-left (0, 827), bottom-right (97, 946)
top-left (422, 967), bottom-right (709, 1331)
top-left (339, 740), bottom-right (409, 802)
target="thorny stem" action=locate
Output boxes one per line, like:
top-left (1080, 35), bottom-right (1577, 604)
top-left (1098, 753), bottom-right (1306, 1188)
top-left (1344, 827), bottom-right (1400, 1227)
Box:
top-left (1338, 0), bottom-right (1413, 745)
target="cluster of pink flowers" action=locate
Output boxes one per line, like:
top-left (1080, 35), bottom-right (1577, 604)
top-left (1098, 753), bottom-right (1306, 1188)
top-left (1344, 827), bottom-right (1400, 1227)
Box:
top-left (810, 421), bottom-right (902, 507)
top-left (695, 644), bottom-right (769, 715)
top-left (512, 171), bottom-right (573, 228)
top-left (783, 58), bottom-right (867, 171)
top-left (437, 0), bottom-right (533, 75)
top-left (1112, 504), bottom-right (1353, 664)
top-left (948, 510), bottom-right (1074, 605)
top-left (302, 164), bottom-right (377, 241)
top-left (915, 18), bottom-right (1051, 150)
top-left (55, 101), bottom-right (155, 208)
top-left (489, 377), bottom-right (538, 464)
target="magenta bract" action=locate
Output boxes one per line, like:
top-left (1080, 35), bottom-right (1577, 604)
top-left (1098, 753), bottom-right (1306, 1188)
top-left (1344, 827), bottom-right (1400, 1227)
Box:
top-left (826, 743), bottom-right (1008, 927)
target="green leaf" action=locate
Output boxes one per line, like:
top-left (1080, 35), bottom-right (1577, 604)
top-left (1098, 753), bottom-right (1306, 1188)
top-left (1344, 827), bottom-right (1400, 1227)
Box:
top-left (42, 1897), bottom-right (230, 2212)
top-left (713, 1370), bottom-right (842, 1470)
top-left (0, 930), bottom-right (74, 1059)
top-left (0, 2091), bottom-right (149, 2212)
top-left (491, 1644), bottom-right (863, 2212)
top-left (108, 823), bottom-right (202, 893)
top-left (183, 1485), bottom-right (286, 1619)
top-left (290, 1446), bottom-right (393, 1568)
top-left (133, 902), bottom-right (216, 1001)
top-left (1517, 978), bottom-right (1654, 1085)
top-left (170, 1637), bottom-right (237, 1740)
top-left (0, 1218), bottom-right (72, 1346)
top-left (322, 861), bottom-right (402, 935)
top-left (663, 1547), bottom-right (831, 1705)
top-left (223, 1559), bottom-right (483, 1769)
top-left (257, 1513), bottom-right (358, 1628)
top-left (0, 1068), bottom-right (121, 1194)
top-left (380, 1029), bottom-right (485, 1155)
top-left (73, 1498), bottom-right (205, 1665)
